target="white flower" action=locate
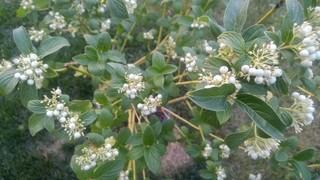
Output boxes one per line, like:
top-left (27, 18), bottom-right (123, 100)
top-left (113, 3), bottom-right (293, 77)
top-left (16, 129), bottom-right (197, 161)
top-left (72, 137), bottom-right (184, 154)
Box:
top-left (29, 27), bottom-right (46, 42)
top-left (202, 143), bottom-right (212, 158)
top-left (137, 94), bottom-right (162, 116)
top-left (12, 53), bottom-right (48, 89)
top-left (20, 0), bottom-right (35, 10)
top-left (249, 173), bottom-right (262, 180)
top-left (203, 40), bottom-right (215, 54)
top-left (75, 136), bottom-right (119, 171)
top-left (288, 92), bottom-right (315, 133)
top-left (72, 0), bottom-right (85, 14)
top-left (118, 170), bottom-right (129, 180)
top-left (241, 42), bottom-right (282, 85)
top-left (244, 136), bottom-right (280, 160)
top-left (190, 18), bottom-right (208, 29)
top-left (119, 73), bottom-right (145, 99)
top-left (0, 60), bottom-right (13, 72)
top-left (124, 0), bottom-right (137, 14)
top-left (48, 11), bottom-right (67, 31)
top-left (143, 31), bottom-right (154, 40)
top-left (100, 19), bottom-right (111, 32)
top-left (180, 53), bottom-right (198, 72)
top-left (219, 144), bottom-right (230, 159)
top-left (42, 88), bottom-right (85, 139)
top-left (165, 36), bottom-right (177, 59)
top-left (216, 166), bottom-right (227, 180)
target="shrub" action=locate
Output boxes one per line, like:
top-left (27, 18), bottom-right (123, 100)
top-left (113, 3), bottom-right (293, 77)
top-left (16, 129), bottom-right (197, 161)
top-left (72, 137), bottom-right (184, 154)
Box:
top-left (0, 0), bottom-right (319, 179)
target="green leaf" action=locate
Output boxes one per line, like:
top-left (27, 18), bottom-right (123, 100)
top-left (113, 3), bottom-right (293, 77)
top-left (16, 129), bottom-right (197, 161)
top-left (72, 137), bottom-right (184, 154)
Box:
top-left (117, 127), bottom-right (131, 145)
top-left (293, 148), bottom-right (315, 161)
top-left (42, 116), bottom-right (55, 132)
top-left (216, 105), bottom-right (232, 124)
top-left (144, 145), bottom-right (161, 174)
top-left (143, 125), bottom-right (156, 146)
top-left (290, 160), bottom-right (311, 180)
top-left (86, 133), bottom-right (105, 145)
top-left (236, 94), bottom-right (286, 140)
top-left (128, 145), bottom-right (144, 160)
top-left (69, 100), bottom-right (92, 112)
top-left (80, 111), bottom-right (97, 126)
top-left (108, 0), bottom-right (129, 19)
top-left (0, 70), bottom-right (19, 96)
top-left (27, 100), bottom-right (46, 114)
top-left (13, 26), bottom-right (34, 54)
top-left (223, 0), bottom-right (250, 32)
top-left (28, 114), bottom-right (45, 136)
top-left (188, 84), bottom-right (236, 112)
top-left (105, 50), bottom-right (126, 63)
top-left (218, 32), bottom-right (246, 54)
top-left (16, 7), bottom-right (30, 18)
top-left (275, 149), bottom-right (289, 162)
top-left (93, 155), bottom-right (126, 179)
top-left (286, 0), bottom-right (304, 24)
top-left (97, 108), bottom-right (114, 127)
top-left (280, 16), bottom-right (294, 44)
top-left (19, 83), bottom-right (38, 107)
top-left (225, 129), bottom-right (251, 149)
top-left (38, 37), bottom-right (70, 58)
top-left (242, 24), bottom-right (266, 42)
top-left (84, 33), bottom-right (112, 51)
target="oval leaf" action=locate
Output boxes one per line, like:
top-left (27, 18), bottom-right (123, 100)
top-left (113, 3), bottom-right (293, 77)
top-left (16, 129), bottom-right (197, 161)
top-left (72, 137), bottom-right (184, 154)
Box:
top-left (38, 36), bottom-right (70, 58)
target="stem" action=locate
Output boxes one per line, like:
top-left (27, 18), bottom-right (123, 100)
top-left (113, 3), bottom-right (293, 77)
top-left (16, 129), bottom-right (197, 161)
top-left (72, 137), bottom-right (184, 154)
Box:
top-left (255, 0), bottom-right (285, 24)
top-left (142, 169), bottom-right (146, 180)
top-left (112, 99), bottom-right (122, 106)
top-left (167, 96), bottom-right (188, 104)
top-left (66, 65), bottom-right (91, 77)
top-left (309, 164), bottom-right (320, 168)
top-left (54, 67), bottom-right (67, 72)
top-left (120, 22), bottom-right (136, 52)
top-left (199, 126), bottom-right (206, 142)
top-left (297, 86), bottom-right (315, 97)
top-left (133, 160), bottom-right (136, 180)
top-left (173, 72), bottom-right (187, 80)
top-left (176, 80), bottom-right (201, 86)
top-left (157, 3), bottom-right (167, 45)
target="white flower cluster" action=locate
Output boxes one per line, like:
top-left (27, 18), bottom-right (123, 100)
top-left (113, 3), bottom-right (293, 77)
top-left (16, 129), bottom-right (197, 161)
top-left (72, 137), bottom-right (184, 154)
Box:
top-left (203, 40), bottom-right (215, 54)
top-left (165, 36), bottom-right (177, 59)
top-left (219, 144), bottom-right (230, 159)
top-left (13, 53), bottom-right (48, 88)
top-left (20, 0), bottom-right (35, 10)
top-left (29, 27), bottom-right (45, 42)
top-left (241, 42), bottom-right (282, 85)
top-left (118, 170), bottom-right (129, 180)
top-left (0, 60), bottom-right (13, 72)
top-left (199, 66), bottom-right (242, 90)
top-left (289, 92), bottom-right (315, 133)
top-left (244, 136), bottom-right (280, 160)
top-left (73, 1), bottom-right (85, 14)
top-left (190, 18), bottom-right (208, 29)
top-left (143, 31), bottom-right (154, 40)
top-left (100, 19), bottom-right (111, 32)
top-left (202, 143), bottom-right (212, 158)
top-left (295, 22), bottom-right (320, 68)
top-left (180, 53), bottom-right (198, 72)
top-left (137, 94), bottom-right (162, 116)
top-left (48, 11), bottom-right (67, 31)
top-left (124, 0), bottom-right (137, 14)
top-left (75, 136), bottom-right (119, 171)
top-left (249, 173), bottom-right (262, 180)
top-left (119, 73), bottom-right (145, 99)
top-left (42, 88), bottom-right (85, 139)
top-left (216, 166), bottom-right (227, 180)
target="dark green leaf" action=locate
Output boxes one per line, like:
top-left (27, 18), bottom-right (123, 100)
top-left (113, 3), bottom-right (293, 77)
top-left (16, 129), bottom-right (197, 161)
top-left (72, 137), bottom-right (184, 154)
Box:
top-left (0, 70), bottom-right (19, 96)
top-left (108, 0), bottom-right (129, 19)
top-left (223, 0), bottom-right (250, 32)
top-left (13, 26), bottom-right (34, 54)
top-left (243, 24), bottom-right (266, 42)
top-left (144, 145), bottom-right (161, 174)
top-left (225, 129), bottom-right (251, 149)
top-left (218, 32), bottom-right (246, 54)
top-left (93, 155), bottom-right (126, 179)
top-left (86, 133), bottom-right (105, 145)
top-left (290, 160), bottom-right (311, 180)
top-left (19, 83), bottom-right (38, 107)
top-left (293, 148), bottom-right (315, 161)
top-left (81, 111), bottom-right (97, 126)
top-left (27, 100), bottom-right (46, 114)
top-left (117, 127), bottom-right (131, 145)
top-left (128, 145), bottom-right (144, 160)
top-left (143, 125), bottom-right (156, 146)
top-left (38, 36), bottom-right (70, 58)
top-left (69, 100), bottom-right (92, 112)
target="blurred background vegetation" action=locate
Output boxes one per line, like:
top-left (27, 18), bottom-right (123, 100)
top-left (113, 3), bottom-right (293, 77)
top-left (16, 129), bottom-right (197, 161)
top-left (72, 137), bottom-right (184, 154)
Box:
top-left (0, 0), bottom-right (319, 179)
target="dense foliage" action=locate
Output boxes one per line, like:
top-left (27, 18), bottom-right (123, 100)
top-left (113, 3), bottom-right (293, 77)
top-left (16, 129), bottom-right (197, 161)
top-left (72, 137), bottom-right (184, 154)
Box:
top-left (0, 0), bottom-right (320, 179)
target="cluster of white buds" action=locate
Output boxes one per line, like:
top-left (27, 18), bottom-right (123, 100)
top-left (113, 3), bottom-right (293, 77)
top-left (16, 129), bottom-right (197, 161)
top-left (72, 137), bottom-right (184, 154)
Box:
top-left (240, 41), bottom-right (282, 85)
top-left (97, 3), bottom-right (107, 13)
top-left (20, 0), bottom-right (35, 10)
top-left (73, 1), bottom-right (85, 14)
top-left (119, 73), bottom-right (145, 99)
top-left (66, 23), bottom-right (79, 37)
top-left (42, 88), bottom-right (85, 139)
top-left (202, 143), bottom-right (212, 159)
top-left (249, 173), bottom-right (262, 180)
top-left (124, 0), bottom-right (137, 14)
top-left (219, 144), bottom-right (230, 159)
top-left (48, 11), bottom-right (67, 31)
top-left (0, 60), bottom-right (13, 72)
top-left (13, 53), bottom-right (48, 89)
top-left (180, 53), bottom-right (198, 72)
top-left (143, 31), bottom-right (154, 40)
top-left (100, 19), bottom-right (111, 32)
top-left (199, 66), bottom-right (242, 90)
top-left (164, 36), bottom-right (177, 59)
top-left (289, 92), bottom-right (315, 133)
top-left (243, 136), bottom-right (280, 160)
top-left (118, 170), bottom-right (129, 180)
top-left (75, 136), bottom-right (119, 171)
top-left (203, 40), bottom-right (215, 54)
top-left (294, 22), bottom-right (320, 67)
top-left (190, 18), bottom-right (208, 29)
top-left (216, 166), bottom-right (227, 180)
top-left (137, 94), bottom-right (162, 116)
top-left (28, 27), bottom-right (46, 42)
